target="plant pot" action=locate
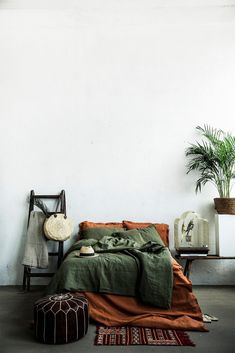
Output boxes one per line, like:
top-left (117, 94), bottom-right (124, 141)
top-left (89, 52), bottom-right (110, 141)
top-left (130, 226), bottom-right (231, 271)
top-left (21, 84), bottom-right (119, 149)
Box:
top-left (214, 198), bottom-right (235, 215)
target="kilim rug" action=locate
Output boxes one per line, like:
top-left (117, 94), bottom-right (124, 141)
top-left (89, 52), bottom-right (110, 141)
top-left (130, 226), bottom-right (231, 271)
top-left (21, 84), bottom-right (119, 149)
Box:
top-left (95, 326), bottom-right (195, 346)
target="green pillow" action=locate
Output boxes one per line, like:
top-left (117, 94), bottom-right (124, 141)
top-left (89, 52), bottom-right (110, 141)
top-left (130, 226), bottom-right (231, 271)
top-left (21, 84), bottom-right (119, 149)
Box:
top-left (113, 226), bottom-right (165, 246)
top-left (113, 229), bottom-right (145, 244)
top-left (138, 226), bottom-right (165, 245)
top-left (80, 227), bottom-right (126, 240)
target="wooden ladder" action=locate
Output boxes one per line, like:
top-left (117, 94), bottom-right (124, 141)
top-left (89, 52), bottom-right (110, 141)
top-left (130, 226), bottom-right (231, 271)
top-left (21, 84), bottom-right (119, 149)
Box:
top-left (22, 190), bottom-right (66, 291)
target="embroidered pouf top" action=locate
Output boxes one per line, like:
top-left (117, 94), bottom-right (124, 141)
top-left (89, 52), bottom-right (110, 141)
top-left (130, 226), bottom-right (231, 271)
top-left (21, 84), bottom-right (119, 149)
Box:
top-left (34, 293), bottom-right (89, 344)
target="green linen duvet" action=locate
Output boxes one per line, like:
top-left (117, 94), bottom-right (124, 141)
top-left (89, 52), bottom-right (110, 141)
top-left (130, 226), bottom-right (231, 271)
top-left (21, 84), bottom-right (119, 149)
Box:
top-left (46, 226), bottom-right (173, 309)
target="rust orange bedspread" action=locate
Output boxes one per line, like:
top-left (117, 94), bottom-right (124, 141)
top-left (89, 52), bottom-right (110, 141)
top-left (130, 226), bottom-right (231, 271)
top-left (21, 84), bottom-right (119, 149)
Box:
top-left (81, 259), bottom-right (206, 331)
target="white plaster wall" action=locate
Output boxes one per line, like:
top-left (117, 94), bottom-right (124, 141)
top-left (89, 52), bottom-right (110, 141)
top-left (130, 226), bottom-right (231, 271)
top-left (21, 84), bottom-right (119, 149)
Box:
top-left (0, 0), bottom-right (235, 285)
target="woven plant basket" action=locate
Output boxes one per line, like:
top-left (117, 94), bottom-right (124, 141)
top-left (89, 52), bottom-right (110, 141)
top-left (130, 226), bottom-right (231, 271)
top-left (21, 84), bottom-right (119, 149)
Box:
top-left (214, 198), bottom-right (235, 215)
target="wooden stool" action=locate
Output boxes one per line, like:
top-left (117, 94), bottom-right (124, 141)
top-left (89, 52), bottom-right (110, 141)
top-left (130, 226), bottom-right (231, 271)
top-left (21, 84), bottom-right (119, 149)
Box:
top-left (34, 293), bottom-right (89, 344)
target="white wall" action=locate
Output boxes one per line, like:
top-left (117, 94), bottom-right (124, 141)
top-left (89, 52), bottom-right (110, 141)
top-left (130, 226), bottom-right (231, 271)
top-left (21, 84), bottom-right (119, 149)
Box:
top-left (0, 0), bottom-right (235, 285)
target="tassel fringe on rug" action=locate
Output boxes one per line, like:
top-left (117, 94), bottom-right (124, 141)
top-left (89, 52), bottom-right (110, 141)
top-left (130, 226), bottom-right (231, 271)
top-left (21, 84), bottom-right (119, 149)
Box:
top-left (95, 326), bottom-right (195, 346)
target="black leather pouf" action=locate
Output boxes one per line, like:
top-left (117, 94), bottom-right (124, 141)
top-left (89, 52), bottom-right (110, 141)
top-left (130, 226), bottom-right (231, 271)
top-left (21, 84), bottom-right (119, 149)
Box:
top-left (34, 293), bottom-right (89, 344)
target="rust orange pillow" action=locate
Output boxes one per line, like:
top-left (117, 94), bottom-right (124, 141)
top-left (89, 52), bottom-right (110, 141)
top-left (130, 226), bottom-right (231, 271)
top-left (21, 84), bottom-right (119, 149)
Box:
top-left (79, 221), bottom-right (123, 230)
top-left (122, 220), bottom-right (169, 247)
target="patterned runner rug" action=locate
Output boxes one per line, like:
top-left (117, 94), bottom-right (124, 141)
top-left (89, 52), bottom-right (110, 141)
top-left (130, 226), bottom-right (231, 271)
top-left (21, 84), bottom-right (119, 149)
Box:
top-left (95, 326), bottom-right (195, 346)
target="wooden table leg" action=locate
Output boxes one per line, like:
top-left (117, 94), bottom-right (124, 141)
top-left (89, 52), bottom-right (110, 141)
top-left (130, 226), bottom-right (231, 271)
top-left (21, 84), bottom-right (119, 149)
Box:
top-left (184, 259), bottom-right (193, 278)
top-left (22, 266), bottom-right (27, 291)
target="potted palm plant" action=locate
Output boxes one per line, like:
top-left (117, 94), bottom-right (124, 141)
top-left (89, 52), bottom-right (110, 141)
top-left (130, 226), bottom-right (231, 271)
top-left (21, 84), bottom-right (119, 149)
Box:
top-left (185, 125), bottom-right (235, 214)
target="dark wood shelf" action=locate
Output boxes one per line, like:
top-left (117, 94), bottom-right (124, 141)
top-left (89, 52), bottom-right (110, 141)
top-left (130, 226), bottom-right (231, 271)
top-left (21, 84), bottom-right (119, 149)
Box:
top-left (175, 254), bottom-right (235, 278)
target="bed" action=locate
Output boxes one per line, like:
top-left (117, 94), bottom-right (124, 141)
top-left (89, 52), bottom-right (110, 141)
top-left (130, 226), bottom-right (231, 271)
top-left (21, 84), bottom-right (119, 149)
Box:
top-left (45, 220), bottom-right (207, 332)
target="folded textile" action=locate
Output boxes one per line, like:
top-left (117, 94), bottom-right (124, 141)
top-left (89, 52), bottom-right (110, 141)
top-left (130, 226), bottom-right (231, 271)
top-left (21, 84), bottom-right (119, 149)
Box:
top-left (22, 211), bottom-right (48, 269)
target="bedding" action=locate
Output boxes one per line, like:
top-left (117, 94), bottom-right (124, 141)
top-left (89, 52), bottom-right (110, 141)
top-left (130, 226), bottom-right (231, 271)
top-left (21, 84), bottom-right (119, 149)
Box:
top-left (46, 226), bottom-right (173, 309)
top-left (79, 227), bottom-right (126, 240)
top-left (82, 258), bottom-right (206, 331)
top-left (80, 221), bottom-right (124, 228)
top-left (123, 220), bottom-right (169, 247)
top-left (78, 220), bottom-right (169, 247)
top-left (46, 220), bottom-right (206, 331)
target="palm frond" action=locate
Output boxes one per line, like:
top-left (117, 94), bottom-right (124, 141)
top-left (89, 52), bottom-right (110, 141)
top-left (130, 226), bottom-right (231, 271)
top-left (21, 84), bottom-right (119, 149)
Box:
top-left (196, 125), bottom-right (223, 146)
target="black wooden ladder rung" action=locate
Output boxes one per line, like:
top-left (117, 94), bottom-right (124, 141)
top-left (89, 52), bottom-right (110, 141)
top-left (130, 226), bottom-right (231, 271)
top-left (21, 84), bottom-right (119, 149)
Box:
top-left (33, 195), bottom-right (61, 199)
top-left (25, 273), bottom-right (54, 278)
top-left (48, 252), bottom-right (59, 256)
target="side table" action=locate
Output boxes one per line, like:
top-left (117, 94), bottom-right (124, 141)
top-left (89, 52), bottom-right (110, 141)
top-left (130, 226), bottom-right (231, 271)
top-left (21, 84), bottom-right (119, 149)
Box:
top-left (175, 255), bottom-right (235, 278)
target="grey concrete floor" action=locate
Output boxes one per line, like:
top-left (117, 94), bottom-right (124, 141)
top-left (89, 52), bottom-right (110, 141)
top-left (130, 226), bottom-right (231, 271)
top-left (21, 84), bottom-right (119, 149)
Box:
top-left (0, 286), bottom-right (234, 353)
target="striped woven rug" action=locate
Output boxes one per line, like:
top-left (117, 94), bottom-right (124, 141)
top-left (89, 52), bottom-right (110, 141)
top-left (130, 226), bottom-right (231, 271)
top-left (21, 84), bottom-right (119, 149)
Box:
top-left (95, 326), bottom-right (195, 346)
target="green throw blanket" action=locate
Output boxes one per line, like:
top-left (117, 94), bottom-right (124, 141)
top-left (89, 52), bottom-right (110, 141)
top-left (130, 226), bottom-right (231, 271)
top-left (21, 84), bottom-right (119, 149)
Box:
top-left (46, 226), bottom-right (173, 308)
